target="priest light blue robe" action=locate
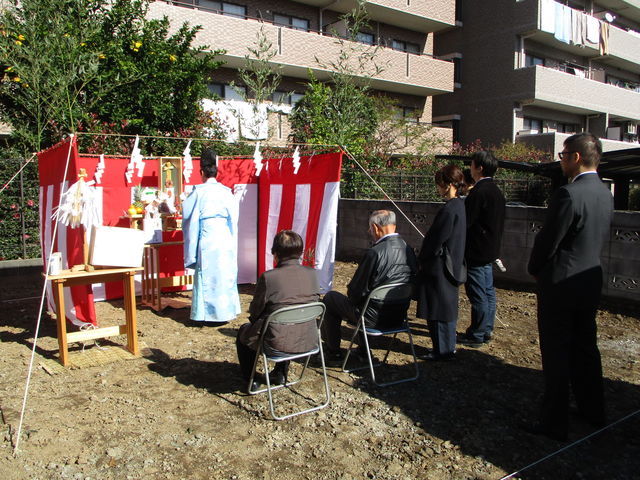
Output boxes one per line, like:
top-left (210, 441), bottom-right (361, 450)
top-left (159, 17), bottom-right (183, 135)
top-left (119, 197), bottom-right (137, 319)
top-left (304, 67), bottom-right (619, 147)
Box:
top-left (183, 178), bottom-right (241, 323)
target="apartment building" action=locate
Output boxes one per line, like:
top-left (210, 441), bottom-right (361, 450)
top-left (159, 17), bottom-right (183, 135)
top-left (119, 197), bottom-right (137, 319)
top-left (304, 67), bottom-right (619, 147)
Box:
top-left (433, 0), bottom-right (640, 155)
top-left (149, 1), bottom-right (456, 149)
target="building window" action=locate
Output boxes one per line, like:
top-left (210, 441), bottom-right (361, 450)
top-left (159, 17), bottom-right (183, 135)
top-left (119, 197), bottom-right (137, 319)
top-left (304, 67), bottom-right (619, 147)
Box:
top-left (208, 83), bottom-right (245, 101)
top-left (525, 53), bottom-right (544, 67)
top-left (522, 117), bottom-right (542, 134)
top-left (391, 39), bottom-right (420, 54)
top-left (272, 91), bottom-right (304, 106)
top-left (273, 13), bottom-right (310, 32)
top-left (607, 75), bottom-right (640, 93)
top-left (197, 0), bottom-right (220, 11)
top-left (394, 106), bottom-right (419, 124)
top-left (356, 32), bottom-right (375, 45)
top-left (559, 62), bottom-right (586, 77)
top-left (197, 1), bottom-right (246, 19)
top-left (557, 122), bottom-right (577, 134)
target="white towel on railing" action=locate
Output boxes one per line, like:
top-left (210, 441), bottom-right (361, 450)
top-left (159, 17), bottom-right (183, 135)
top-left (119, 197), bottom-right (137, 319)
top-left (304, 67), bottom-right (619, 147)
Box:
top-left (554, 4), bottom-right (572, 44)
top-left (586, 16), bottom-right (600, 44)
top-left (540, 0), bottom-right (556, 33)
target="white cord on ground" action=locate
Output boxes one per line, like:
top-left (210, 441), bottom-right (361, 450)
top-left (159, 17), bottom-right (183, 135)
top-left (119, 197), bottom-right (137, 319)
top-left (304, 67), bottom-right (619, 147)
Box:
top-left (340, 146), bottom-right (425, 238)
top-left (499, 409), bottom-right (640, 480)
top-left (13, 136), bottom-right (75, 455)
top-left (0, 153), bottom-right (37, 196)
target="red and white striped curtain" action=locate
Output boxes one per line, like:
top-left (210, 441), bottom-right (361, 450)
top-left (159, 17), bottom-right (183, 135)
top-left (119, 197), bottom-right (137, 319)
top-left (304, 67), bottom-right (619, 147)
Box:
top-left (38, 137), bottom-right (342, 325)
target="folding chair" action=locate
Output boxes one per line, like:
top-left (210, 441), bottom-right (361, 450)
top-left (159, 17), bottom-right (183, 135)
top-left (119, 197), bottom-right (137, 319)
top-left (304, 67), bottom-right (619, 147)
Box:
top-left (342, 283), bottom-right (419, 387)
top-left (247, 302), bottom-right (330, 420)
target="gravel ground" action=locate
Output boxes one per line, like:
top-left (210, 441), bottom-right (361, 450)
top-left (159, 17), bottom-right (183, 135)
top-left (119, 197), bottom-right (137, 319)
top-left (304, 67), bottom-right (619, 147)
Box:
top-left (0, 262), bottom-right (639, 480)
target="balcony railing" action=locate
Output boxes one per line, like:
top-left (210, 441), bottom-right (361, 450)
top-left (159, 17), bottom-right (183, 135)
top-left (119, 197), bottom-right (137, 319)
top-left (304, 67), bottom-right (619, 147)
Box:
top-left (513, 65), bottom-right (640, 120)
top-left (150, 1), bottom-right (454, 95)
top-left (516, 0), bottom-right (640, 71)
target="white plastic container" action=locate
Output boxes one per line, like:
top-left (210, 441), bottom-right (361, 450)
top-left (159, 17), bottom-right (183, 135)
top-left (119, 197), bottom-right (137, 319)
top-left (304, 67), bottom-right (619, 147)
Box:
top-left (48, 252), bottom-right (62, 275)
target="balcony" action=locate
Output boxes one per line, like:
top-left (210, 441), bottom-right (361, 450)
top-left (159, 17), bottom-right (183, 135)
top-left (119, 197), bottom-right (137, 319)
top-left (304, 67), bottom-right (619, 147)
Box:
top-left (149, 2), bottom-right (454, 96)
top-left (515, 0), bottom-right (640, 74)
top-left (291, 0), bottom-right (456, 32)
top-left (266, 112), bottom-right (452, 152)
top-left (512, 65), bottom-right (640, 121)
top-left (515, 132), bottom-right (638, 157)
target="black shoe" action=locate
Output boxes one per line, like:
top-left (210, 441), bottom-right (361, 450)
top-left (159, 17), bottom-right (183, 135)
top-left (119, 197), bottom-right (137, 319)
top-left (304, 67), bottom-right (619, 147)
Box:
top-left (246, 373), bottom-right (266, 393)
top-left (457, 335), bottom-right (483, 348)
top-left (269, 370), bottom-right (286, 386)
top-left (419, 352), bottom-right (455, 361)
top-left (483, 333), bottom-right (493, 343)
top-left (249, 380), bottom-right (262, 393)
top-left (520, 422), bottom-right (567, 442)
top-left (324, 350), bottom-right (344, 368)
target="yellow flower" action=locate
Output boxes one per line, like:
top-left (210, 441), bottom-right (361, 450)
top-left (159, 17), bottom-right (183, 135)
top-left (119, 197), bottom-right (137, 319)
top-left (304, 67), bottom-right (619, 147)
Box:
top-left (63, 33), bottom-right (70, 37)
top-left (22, 82), bottom-right (29, 88)
top-left (80, 42), bottom-right (86, 47)
top-left (17, 34), bottom-right (25, 41)
top-left (98, 53), bottom-right (106, 59)
top-left (168, 54), bottom-right (177, 62)
top-left (14, 40), bottom-right (22, 46)
top-left (13, 76), bottom-right (21, 83)
top-left (5, 66), bottom-right (13, 72)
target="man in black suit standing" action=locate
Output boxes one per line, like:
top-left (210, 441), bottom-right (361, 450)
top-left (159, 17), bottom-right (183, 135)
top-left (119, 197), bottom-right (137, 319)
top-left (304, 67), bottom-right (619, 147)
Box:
top-left (527, 133), bottom-right (613, 441)
top-left (458, 151), bottom-right (506, 347)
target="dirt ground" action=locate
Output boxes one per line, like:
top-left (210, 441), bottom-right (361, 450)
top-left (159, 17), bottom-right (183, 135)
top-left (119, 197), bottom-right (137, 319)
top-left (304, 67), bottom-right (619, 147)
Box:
top-left (1, 262), bottom-right (639, 480)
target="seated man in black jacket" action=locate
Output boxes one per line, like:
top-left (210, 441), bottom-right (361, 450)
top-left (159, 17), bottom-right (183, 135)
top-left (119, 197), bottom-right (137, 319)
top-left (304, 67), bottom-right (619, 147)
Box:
top-left (321, 210), bottom-right (417, 365)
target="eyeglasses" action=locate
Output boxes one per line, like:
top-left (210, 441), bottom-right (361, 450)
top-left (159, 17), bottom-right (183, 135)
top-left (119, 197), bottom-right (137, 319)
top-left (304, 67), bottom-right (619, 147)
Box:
top-left (558, 151), bottom-right (576, 160)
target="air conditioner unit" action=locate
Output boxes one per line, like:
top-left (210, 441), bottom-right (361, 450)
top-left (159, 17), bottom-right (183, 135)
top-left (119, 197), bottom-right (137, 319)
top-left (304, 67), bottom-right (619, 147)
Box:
top-left (625, 122), bottom-right (638, 135)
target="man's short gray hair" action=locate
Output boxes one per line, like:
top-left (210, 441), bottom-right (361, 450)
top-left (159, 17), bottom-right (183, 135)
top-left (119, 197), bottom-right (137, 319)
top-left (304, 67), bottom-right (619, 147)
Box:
top-left (369, 210), bottom-right (396, 227)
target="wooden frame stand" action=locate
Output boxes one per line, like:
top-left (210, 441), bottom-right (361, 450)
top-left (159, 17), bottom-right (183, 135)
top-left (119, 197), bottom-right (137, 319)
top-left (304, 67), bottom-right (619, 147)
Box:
top-left (47, 267), bottom-right (143, 366)
top-left (141, 242), bottom-right (193, 311)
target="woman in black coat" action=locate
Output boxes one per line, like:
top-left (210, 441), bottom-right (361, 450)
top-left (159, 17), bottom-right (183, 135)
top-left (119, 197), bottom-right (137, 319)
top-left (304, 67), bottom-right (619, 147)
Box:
top-left (416, 165), bottom-right (467, 361)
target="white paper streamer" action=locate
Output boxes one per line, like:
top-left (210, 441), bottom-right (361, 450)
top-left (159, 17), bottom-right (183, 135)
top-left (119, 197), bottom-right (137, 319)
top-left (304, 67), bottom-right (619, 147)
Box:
top-left (52, 180), bottom-right (100, 230)
top-left (94, 154), bottom-right (105, 185)
top-left (292, 146), bottom-right (301, 175)
top-left (132, 135), bottom-right (145, 177)
top-left (182, 140), bottom-right (193, 183)
top-left (253, 141), bottom-right (264, 177)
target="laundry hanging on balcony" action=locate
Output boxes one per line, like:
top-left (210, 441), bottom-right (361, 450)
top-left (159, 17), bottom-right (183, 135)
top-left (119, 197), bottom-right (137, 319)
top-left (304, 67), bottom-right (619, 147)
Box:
top-left (541, 1), bottom-right (605, 49)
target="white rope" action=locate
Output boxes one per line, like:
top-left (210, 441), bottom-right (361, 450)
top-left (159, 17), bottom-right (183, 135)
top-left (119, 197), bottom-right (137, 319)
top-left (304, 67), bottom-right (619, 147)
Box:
top-left (0, 153), bottom-right (37, 195)
top-left (340, 146), bottom-right (425, 238)
top-left (13, 136), bottom-right (75, 455)
top-left (499, 409), bottom-right (640, 480)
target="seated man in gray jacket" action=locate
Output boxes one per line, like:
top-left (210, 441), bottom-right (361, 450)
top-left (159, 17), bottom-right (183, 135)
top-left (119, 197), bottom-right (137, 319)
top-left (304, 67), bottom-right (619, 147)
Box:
top-left (322, 210), bottom-right (417, 365)
top-left (236, 230), bottom-right (321, 390)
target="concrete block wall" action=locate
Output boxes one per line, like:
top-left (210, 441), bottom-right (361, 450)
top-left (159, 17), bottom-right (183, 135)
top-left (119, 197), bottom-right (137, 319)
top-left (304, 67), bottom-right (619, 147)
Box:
top-left (336, 199), bottom-right (640, 303)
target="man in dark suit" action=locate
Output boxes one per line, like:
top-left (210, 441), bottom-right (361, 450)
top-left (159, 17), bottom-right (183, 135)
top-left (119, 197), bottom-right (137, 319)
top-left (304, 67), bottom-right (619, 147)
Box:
top-left (321, 210), bottom-right (418, 365)
top-left (527, 133), bottom-right (613, 441)
top-left (458, 151), bottom-right (506, 347)
top-left (236, 230), bottom-right (321, 391)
